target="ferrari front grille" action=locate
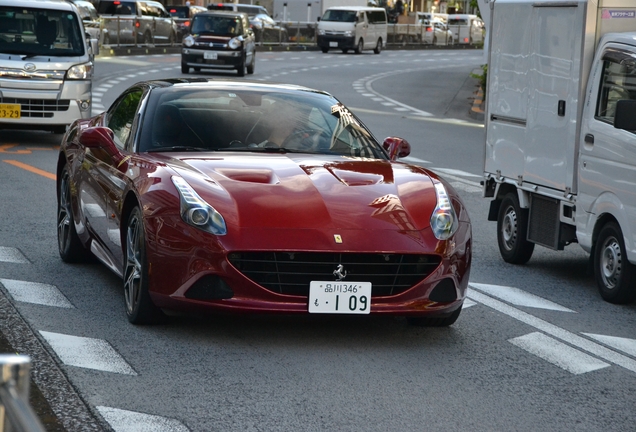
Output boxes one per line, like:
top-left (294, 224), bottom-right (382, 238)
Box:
top-left (0, 97), bottom-right (70, 118)
top-left (228, 252), bottom-right (442, 297)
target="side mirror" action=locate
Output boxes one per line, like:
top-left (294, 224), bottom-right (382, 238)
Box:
top-left (79, 127), bottom-right (128, 167)
top-left (79, 126), bottom-right (115, 150)
top-left (382, 137), bottom-right (411, 160)
top-left (614, 100), bottom-right (636, 132)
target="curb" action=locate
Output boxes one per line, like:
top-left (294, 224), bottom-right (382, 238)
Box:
top-left (470, 86), bottom-right (485, 122)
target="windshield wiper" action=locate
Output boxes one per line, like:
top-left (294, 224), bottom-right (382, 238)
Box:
top-left (148, 146), bottom-right (209, 152)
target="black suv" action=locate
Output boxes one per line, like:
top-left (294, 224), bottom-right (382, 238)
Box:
top-left (181, 11), bottom-right (256, 76)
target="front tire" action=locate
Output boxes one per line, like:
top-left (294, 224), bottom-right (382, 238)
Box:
top-left (373, 38), bottom-right (382, 54)
top-left (181, 62), bottom-right (189, 74)
top-left (497, 192), bottom-right (534, 264)
top-left (237, 54), bottom-right (247, 77)
top-left (124, 206), bottom-right (164, 324)
top-left (321, 47), bottom-right (329, 53)
top-left (57, 165), bottom-right (90, 263)
top-left (594, 222), bottom-right (636, 304)
top-left (247, 52), bottom-right (255, 74)
top-left (355, 38), bottom-right (363, 54)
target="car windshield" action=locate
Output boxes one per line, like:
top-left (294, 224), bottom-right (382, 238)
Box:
top-left (0, 6), bottom-right (85, 57)
top-left (140, 86), bottom-right (388, 159)
top-left (321, 10), bottom-right (357, 23)
top-left (191, 15), bottom-right (240, 35)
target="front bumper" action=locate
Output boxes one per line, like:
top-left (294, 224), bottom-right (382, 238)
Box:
top-left (145, 215), bottom-right (472, 318)
top-left (181, 48), bottom-right (243, 70)
top-left (317, 35), bottom-right (355, 50)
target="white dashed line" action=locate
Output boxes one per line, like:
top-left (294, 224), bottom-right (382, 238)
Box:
top-left (509, 332), bottom-right (610, 375)
top-left (1, 279), bottom-right (74, 308)
top-left (96, 407), bottom-right (190, 432)
top-left (39, 331), bottom-right (137, 375)
top-left (0, 246), bottom-right (29, 263)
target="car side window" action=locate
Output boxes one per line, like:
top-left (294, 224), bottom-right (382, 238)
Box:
top-left (108, 89), bottom-right (143, 150)
top-left (595, 51), bottom-right (636, 124)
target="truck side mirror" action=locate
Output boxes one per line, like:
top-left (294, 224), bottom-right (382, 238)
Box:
top-left (614, 100), bottom-right (636, 132)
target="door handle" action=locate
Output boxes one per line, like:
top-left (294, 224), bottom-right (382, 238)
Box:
top-left (584, 134), bottom-right (594, 144)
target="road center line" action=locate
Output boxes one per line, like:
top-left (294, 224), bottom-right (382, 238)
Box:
top-left (467, 287), bottom-right (636, 374)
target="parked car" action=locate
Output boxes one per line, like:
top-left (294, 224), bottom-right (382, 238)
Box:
top-left (250, 13), bottom-right (287, 43)
top-left (447, 13), bottom-right (483, 44)
top-left (97, 0), bottom-right (177, 45)
top-left (166, 4), bottom-right (207, 40)
top-left (57, 78), bottom-right (472, 326)
top-left (72, 0), bottom-right (102, 54)
top-left (419, 19), bottom-right (453, 45)
top-left (206, 2), bottom-right (269, 17)
top-left (181, 11), bottom-right (255, 76)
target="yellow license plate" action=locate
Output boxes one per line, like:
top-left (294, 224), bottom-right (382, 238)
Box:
top-left (0, 104), bottom-right (20, 119)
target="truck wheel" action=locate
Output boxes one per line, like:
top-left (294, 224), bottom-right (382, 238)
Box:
top-left (594, 222), bottom-right (636, 304)
top-left (355, 38), bottom-right (363, 54)
top-left (181, 63), bottom-right (189, 74)
top-left (497, 192), bottom-right (534, 264)
top-left (373, 38), bottom-right (382, 54)
top-left (321, 47), bottom-right (328, 53)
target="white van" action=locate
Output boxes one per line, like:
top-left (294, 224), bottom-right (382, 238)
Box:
top-left (447, 13), bottom-right (483, 44)
top-left (0, 0), bottom-right (93, 133)
top-left (317, 6), bottom-right (387, 54)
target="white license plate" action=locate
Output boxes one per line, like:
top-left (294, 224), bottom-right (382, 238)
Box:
top-left (309, 281), bottom-right (371, 314)
top-left (329, 41), bottom-right (338, 47)
top-left (204, 51), bottom-right (218, 60)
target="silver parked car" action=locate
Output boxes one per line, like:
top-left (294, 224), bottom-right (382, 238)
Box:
top-left (98, 0), bottom-right (177, 45)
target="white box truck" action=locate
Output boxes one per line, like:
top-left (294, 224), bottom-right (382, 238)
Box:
top-left (480, 0), bottom-right (636, 303)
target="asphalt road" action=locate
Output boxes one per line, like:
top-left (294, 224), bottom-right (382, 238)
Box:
top-left (1, 48), bottom-right (635, 432)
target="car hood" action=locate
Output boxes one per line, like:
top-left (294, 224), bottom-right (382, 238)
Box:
top-left (159, 153), bottom-right (438, 231)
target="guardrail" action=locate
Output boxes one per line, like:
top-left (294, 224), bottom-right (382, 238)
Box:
top-left (0, 355), bottom-right (45, 432)
top-left (97, 18), bottom-right (481, 49)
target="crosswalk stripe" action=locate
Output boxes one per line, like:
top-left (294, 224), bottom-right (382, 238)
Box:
top-left (582, 334), bottom-right (636, 357)
top-left (0, 246), bottom-right (29, 263)
top-left (470, 283), bottom-right (575, 312)
top-left (467, 289), bottom-right (636, 374)
top-left (0, 279), bottom-right (73, 308)
top-left (509, 332), bottom-right (609, 375)
top-left (39, 331), bottom-right (137, 375)
top-left (96, 406), bottom-right (190, 432)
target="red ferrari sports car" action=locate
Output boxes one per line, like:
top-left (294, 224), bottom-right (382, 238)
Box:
top-left (57, 79), bottom-right (471, 325)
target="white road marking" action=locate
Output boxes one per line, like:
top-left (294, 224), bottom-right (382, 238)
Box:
top-left (39, 331), bottom-right (137, 375)
top-left (401, 156), bottom-right (431, 164)
top-left (430, 167), bottom-right (482, 178)
top-left (509, 332), bottom-right (609, 375)
top-left (583, 334), bottom-right (636, 357)
top-left (463, 298), bottom-right (477, 308)
top-left (0, 279), bottom-right (73, 308)
top-left (96, 406), bottom-right (190, 432)
top-left (95, 58), bottom-right (152, 66)
top-left (448, 181), bottom-right (482, 194)
top-left (470, 283), bottom-right (575, 312)
top-left (0, 246), bottom-right (29, 264)
top-left (467, 288), bottom-right (636, 374)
